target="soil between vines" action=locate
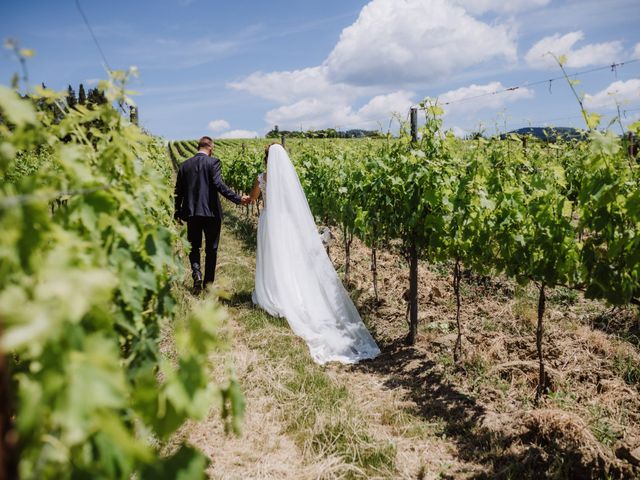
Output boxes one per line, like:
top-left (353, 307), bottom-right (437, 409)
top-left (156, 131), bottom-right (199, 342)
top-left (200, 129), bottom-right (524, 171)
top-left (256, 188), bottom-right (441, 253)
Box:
top-left (170, 207), bottom-right (640, 479)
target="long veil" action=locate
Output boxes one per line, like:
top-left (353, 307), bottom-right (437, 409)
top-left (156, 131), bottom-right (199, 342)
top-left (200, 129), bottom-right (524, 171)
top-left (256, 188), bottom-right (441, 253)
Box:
top-left (252, 144), bottom-right (380, 364)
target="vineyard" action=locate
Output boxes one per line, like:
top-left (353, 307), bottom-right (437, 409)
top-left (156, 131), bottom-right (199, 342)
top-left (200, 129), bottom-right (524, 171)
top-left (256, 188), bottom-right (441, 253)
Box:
top-left (166, 106), bottom-right (640, 477)
top-left (2, 72), bottom-right (640, 478)
top-left (170, 109), bottom-right (640, 341)
top-left (0, 76), bottom-right (243, 479)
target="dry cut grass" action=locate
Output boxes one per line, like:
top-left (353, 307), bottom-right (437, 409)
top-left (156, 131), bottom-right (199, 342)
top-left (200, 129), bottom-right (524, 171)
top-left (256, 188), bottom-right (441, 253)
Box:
top-left (166, 205), bottom-right (640, 479)
top-left (168, 217), bottom-right (418, 479)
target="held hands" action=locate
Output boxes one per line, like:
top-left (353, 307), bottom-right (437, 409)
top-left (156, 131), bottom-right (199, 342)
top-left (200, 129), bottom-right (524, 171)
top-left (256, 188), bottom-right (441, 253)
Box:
top-left (241, 195), bottom-right (251, 205)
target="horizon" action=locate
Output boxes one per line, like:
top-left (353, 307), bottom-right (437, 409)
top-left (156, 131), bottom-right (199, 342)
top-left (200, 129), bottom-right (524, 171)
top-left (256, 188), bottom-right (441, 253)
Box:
top-left (1, 0), bottom-right (639, 139)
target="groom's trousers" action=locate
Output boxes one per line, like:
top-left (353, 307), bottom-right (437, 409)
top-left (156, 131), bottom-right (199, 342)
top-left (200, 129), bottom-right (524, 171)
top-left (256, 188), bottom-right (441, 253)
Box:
top-left (187, 215), bottom-right (222, 286)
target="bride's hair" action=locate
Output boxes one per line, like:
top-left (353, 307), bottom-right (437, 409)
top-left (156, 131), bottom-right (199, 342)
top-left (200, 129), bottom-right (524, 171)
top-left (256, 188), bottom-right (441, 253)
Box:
top-left (264, 142), bottom-right (281, 164)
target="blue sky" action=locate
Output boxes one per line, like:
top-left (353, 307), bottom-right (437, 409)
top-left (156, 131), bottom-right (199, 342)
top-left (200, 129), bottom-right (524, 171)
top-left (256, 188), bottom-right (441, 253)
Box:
top-left (1, 0), bottom-right (639, 139)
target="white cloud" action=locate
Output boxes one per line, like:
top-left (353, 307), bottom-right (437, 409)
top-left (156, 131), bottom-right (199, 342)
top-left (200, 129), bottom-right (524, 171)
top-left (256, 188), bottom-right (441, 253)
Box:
top-left (265, 90), bottom-right (414, 131)
top-left (452, 0), bottom-right (551, 14)
top-left (624, 112), bottom-right (640, 125)
top-left (229, 66), bottom-right (365, 104)
top-left (584, 79), bottom-right (640, 110)
top-left (230, 0), bottom-right (521, 131)
top-left (525, 31), bottom-right (624, 69)
top-left (634, 42), bottom-right (640, 59)
top-left (449, 125), bottom-right (468, 137)
top-left (230, 65), bottom-right (412, 130)
top-left (218, 129), bottom-right (260, 139)
top-left (265, 99), bottom-right (353, 130)
top-left (357, 90), bottom-right (414, 122)
top-left (438, 81), bottom-right (534, 116)
top-left (325, 0), bottom-right (517, 86)
top-left (208, 119), bottom-right (230, 132)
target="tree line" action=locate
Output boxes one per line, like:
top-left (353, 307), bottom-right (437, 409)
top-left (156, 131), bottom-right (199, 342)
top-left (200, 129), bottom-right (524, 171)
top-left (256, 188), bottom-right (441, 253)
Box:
top-left (266, 125), bottom-right (383, 139)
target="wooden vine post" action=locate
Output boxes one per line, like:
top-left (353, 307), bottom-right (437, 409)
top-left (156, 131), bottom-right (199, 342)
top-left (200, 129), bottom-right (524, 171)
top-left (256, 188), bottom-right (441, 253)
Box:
top-left (535, 283), bottom-right (548, 403)
top-left (129, 105), bottom-right (138, 126)
top-left (371, 237), bottom-right (379, 303)
top-left (1, 337), bottom-right (18, 480)
top-left (629, 132), bottom-right (638, 159)
top-left (453, 258), bottom-right (463, 362)
top-left (407, 106), bottom-right (420, 345)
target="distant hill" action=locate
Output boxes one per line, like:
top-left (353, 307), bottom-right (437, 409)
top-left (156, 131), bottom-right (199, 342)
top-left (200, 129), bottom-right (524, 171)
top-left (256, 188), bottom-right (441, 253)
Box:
top-left (501, 127), bottom-right (587, 141)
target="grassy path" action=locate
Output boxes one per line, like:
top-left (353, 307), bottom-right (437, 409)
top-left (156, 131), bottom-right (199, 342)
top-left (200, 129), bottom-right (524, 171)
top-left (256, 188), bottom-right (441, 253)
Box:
top-left (174, 212), bottom-right (482, 480)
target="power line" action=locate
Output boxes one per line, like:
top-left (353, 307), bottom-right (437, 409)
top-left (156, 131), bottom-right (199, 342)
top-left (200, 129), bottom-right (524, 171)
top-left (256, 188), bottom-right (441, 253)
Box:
top-left (74, 0), bottom-right (112, 72)
top-left (457, 105), bottom-right (640, 131)
top-left (429, 59), bottom-right (640, 108)
top-left (508, 101), bottom-right (640, 125)
top-left (304, 61), bottom-right (639, 132)
top-left (74, 0), bottom-right (129, 115)
top-left (334, 101), bottom-right (639, 134)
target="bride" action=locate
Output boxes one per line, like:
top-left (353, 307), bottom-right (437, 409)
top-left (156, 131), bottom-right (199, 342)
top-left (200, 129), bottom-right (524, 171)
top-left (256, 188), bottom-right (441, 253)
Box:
top-left (247, 143), bottom-right (380, 365)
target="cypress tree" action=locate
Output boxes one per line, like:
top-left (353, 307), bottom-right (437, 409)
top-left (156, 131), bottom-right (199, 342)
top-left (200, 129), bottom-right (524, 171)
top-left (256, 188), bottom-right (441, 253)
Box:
top-left (87, 87), bottom-right (97, 106)
top-left (95, 88), bottom-right (107, 105)
top-left (66, 85), bottom-right (77, 109)
top-left (87, 87), bottom-right (107, 106)
top-left (78, 84), bottom-right (86, 105)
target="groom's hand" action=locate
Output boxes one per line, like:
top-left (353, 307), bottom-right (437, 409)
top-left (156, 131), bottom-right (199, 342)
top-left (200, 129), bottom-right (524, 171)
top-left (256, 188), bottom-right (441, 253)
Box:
top-left (240, 195), bottom-right (251, 205)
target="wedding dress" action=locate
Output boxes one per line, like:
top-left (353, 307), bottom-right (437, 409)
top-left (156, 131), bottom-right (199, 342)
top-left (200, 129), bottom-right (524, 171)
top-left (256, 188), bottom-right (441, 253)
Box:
top-left (251, 144), bottom-right (380, 364)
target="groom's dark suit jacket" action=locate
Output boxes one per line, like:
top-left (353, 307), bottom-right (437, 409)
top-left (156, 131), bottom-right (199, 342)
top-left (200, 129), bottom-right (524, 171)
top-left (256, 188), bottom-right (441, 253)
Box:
top-left (174, 153), bottom-right (242, 220)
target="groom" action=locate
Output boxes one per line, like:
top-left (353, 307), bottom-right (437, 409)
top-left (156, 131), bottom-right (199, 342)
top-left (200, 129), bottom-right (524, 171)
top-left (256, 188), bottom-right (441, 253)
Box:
top-left (174, 136), bottom-right (249, 293)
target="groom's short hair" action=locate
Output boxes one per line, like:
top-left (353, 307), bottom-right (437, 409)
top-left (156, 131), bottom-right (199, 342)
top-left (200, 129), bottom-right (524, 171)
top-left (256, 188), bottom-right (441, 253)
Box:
top-left (198, 136), bottom-right (213, 149)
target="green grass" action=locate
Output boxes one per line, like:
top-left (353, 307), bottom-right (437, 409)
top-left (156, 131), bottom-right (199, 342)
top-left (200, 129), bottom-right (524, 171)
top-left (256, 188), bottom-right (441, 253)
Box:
top-left (379, 407), bottom-right (445, 440)
top-left (311, 421), bottom-right (396, 477)
top-left (612, 351), bottom-right (640, 385)
top-left (482, 318), bottom-right (500, 332)
top-left (237, 305), bottom-right (397, 477)
top-left (548, 286), bottom-right (579, 306)
top-left (587, 404), bottom-right (624, 447)
top-left (214, 212), bottom-right (398, 477)
top-left (547, 390), bottom-right (578, 409)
